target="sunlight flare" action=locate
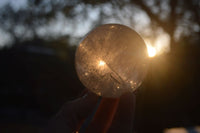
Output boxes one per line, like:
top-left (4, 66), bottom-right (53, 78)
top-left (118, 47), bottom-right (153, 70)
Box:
top-left (98, 60), bottom-right (106, 66)
top-left (147, 45), bottom-right (157, 57)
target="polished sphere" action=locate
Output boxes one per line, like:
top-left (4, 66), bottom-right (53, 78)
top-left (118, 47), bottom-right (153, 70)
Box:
top-left (75, 24), bottom-right (148, 98)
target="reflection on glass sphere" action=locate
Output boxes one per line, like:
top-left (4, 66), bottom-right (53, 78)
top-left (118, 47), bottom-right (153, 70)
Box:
top-left (75, 24), bottom-right (148, 98)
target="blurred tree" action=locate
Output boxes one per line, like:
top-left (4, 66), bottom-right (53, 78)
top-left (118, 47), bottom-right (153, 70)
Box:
top-left (0, 0), bottom-right (199, 50)
top-left (132, 0), bottom-right (200, 50)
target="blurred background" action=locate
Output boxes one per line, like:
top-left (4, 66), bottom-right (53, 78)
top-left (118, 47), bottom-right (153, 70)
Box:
top-left (0, 0), bottom-right (199, 133)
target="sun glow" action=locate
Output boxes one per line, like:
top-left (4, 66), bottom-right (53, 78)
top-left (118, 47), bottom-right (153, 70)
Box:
top-left (144, 32), bottom-right (170, 58)
top-left (147, 45), bottom-right (157, 57)
top-left (98, 60), bottom-right (106, 66)
top-left (145, 40), bottom-right (157, 57)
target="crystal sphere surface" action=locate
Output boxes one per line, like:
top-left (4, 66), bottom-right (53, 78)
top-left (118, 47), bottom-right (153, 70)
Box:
top-left (75, 24), bottom-right (148, 98)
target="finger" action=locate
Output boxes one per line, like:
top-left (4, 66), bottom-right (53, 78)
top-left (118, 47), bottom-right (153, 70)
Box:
top-left (60, 92), bottom-right (99, 131)
top-left (108, 92), bottom-right (136, 133)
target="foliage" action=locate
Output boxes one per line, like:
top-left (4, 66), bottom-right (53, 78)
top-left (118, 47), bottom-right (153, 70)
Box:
top-left (0, 0), bottom-right (199, 49)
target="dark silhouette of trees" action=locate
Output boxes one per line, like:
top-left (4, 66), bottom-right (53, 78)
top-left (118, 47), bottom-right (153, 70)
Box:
top-left (0, 0), bottom-right (199, 50)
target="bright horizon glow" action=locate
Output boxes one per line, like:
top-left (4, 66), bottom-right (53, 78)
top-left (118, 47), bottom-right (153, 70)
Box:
top-left (98, 60), bottom-right (106, 66)
top-left (146, 43), bottom-right (157, 58)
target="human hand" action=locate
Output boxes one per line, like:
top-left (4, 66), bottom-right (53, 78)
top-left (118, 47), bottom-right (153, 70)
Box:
top-left (43, 91), bottom-right (135, 133)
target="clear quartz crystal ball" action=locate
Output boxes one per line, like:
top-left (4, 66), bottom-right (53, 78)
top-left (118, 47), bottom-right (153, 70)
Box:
top-left (75, 24), bottom-right (148, 98)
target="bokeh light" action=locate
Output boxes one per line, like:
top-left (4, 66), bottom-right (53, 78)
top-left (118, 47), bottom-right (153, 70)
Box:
top-left (98, 60), bottom-right (106, 66)
top-left (147, 44), bottom-right (157, 57)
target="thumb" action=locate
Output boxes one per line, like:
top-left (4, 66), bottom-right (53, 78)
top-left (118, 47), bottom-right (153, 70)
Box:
top-left (61, 92), bottom-right (99, 131)
top-left (43, 92), bottom-right (99, 133)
